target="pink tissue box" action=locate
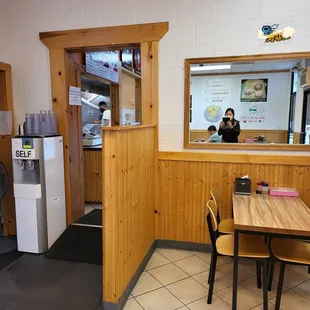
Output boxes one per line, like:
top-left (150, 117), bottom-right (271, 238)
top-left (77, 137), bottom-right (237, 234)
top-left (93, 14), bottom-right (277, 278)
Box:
top-left (269, 188), bottom-right (299, 197)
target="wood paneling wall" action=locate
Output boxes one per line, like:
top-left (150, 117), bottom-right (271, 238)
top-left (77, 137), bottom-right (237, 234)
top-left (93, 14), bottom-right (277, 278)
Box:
top-left (0, 63), bottom-right (15, 234)
top-left (190, 129), bottom-right (288, 144)
top-left (102, 125), bottom-right (156, 303)
top-left (84, 149), bottom-right (102, 203)
top-left (156, 152), bottom-right (310, 244)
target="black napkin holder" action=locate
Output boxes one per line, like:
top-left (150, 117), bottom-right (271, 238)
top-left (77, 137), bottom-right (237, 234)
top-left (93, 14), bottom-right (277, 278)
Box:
top-left (235, 178), bottom-right (251, 195)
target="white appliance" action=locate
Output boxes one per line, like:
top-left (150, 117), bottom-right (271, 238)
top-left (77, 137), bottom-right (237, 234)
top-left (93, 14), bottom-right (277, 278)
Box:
top-left (83, 132), bottom-right (102, 146)
top-left (12, 136), bottom-right (66, 253)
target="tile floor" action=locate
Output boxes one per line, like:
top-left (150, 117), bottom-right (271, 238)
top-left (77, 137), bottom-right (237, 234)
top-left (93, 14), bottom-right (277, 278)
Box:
top-left (85, 203), bottom-right (102, 214)
top-left (124, 248), bottom-right (310, 310)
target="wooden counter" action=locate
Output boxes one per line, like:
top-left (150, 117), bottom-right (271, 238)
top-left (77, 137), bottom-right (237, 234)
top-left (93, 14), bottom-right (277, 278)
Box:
top-left (83, 146), bottom-right (102, 203)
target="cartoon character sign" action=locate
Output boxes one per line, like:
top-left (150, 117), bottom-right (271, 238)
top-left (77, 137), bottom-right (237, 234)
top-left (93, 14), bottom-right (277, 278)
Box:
top-left (258, 24), bottom-right (295, 43)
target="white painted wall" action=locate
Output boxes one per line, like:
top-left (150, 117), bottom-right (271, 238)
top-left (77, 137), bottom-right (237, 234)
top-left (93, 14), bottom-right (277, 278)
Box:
top-left (1, 0), bottom-right (310, 152)
top-left (190, 73), bottom-right (291, 130)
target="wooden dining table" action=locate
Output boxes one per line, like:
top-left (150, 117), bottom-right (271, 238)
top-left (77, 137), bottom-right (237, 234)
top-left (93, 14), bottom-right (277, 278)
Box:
top-left (232, 192), bottom-right (310, 310)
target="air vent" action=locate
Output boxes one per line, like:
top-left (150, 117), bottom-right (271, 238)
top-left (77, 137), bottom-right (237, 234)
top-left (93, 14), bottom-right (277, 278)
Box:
top-left (232, 62), bottom-right (255, 65)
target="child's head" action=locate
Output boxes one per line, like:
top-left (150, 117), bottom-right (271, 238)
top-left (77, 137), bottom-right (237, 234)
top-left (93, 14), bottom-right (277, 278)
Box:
top-left (208, 125), bottom-right (217, 136)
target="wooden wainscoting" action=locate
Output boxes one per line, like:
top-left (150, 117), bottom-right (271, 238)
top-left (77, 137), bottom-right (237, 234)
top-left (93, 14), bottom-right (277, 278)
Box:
top-left (156, 152), bottom-right (310, 244)
top-left (293, 131), bottom-right (302, 144)
top-left (190, 129), bottom-right (288, 144)
top-left (102, 125), bottom-right (156, 303)
top-left (83, 149), bottom-right (102, 203)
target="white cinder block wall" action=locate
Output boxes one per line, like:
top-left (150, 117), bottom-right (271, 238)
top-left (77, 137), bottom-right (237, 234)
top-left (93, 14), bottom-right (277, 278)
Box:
top-left (1, 0), bottom-right (310, 151)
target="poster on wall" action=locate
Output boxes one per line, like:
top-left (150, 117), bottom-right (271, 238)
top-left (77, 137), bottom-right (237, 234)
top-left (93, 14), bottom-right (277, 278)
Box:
top-left (240, 103), bottom-right (267, 124)
top-left (85, 51), bottom-right (120, 83)
top-left (240, 79), bottom-right (268, 102)
top-left (121, 49), bottom-right (133, 71)
top-left (203, 79), bottom-right (231, 123)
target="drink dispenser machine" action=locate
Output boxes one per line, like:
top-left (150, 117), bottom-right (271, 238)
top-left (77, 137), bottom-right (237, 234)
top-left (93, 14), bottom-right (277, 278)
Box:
top-left (12, 136), bottom-right (66, 253)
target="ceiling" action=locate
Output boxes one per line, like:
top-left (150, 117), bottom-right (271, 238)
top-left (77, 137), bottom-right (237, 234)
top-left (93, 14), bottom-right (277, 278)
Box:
top-left (191, 59), bottom-right (303, 74)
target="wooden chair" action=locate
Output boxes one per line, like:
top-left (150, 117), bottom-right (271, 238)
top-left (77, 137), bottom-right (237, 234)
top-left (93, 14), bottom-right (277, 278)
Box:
top-left (269, 238), bottom-right (310, 310)
top-left (206, 200), bottom-right (270, 309)
top-left (210, 188), bottom-right (234, 234)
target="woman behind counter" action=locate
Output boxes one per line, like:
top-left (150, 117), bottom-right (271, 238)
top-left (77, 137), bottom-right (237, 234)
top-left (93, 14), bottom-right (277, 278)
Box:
top-left (218, 108), bottom-right (240, 143)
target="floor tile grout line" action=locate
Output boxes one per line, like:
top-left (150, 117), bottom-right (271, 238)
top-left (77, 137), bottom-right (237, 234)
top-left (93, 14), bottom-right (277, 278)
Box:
top-left (145, 261), bottom-right (172, 271)
top-left (133, 296), bottom-right (146, 310)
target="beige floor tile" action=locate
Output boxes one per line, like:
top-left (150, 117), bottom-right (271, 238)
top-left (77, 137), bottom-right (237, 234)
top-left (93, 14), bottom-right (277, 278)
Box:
top-left (175, 256), bottom-right (210, 276)
top-left (217, 256), bottom-right (233, 266)
top-left (84, 205), bottom-right (94, 214)
top-left (92, 204), bottom-right (102, 209)
top-left (136, 287), bottom-right (183, 310)
top-left (217, 262), bottom-right (256, 282)
top-left (124, 298), bottom-right (144, 310)
top-left (176, 307), bottom-right (189, 310)
top-left (187, 296), bottom-right (231, 310)
top-left (193, 270), bottom-right (232, 292)
top-left (293, 279), bottom-right (310, 299)
top-left (250, 302), bottom-right (278, 310)
top-left (215, 285), bottom-right (263, 310)
top-left (192, 251), bottom-right (212, 264)
top-left (166, 277), bottom-right (208, 305)
top-left (148, 263), bottom-right (189, 285)
top-left (146, 252), bottom-right (170, 270)
top-left (240, 275), bottom-right (288, 299)
top-left (132, 272), bottom-right (163, 297)
top-left (270, 290), bottom-right (310, 310)
top-left (273, 266), bottom-right (308, 289)
top-left (157, 248), bottom-right (194, 262)
top-left (239, 258), bottom-right (257, 270)
top-left (287, 265), bottom-right (310, 279)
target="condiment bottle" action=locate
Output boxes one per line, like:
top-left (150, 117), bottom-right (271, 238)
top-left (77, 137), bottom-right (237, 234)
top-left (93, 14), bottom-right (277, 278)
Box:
top-left (256, 182), bottom-right (263, 194)
top-left (262, 181), bottom-right (269, 194)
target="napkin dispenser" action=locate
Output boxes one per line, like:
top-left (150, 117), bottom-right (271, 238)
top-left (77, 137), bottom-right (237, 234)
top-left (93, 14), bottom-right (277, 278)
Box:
top-left (235, 177), bottom-right (251, 195)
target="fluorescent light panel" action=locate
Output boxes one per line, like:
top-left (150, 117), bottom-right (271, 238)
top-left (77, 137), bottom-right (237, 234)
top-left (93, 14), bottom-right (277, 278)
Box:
top-left (191, 64), bottom-right (231, 72)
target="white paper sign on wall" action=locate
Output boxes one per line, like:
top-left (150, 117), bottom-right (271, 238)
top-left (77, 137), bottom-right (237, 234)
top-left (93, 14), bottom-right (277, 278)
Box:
top-left (69, 86), bottom-right (81, 106)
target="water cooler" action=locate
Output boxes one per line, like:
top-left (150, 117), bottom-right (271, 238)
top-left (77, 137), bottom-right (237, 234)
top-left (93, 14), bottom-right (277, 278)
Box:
top-left (12, 136), bottom-right (66, 253)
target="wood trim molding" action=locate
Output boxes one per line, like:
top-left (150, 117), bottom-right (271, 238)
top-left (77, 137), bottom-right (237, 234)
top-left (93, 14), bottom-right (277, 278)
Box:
top-left (0, 62), bottom-right (15, 234)
top-left (40, 22), bottom-right (169, 49)
top-left (158, 151), bottom-right (310, 166)
top-left (101, 125), bottom-right (155, 131)
top-left (184, 51), bottom-right (310, 151)
top-left (191, 69), bottom-right (290, 77)
top-left (187, 52), bottom-right (310, 64)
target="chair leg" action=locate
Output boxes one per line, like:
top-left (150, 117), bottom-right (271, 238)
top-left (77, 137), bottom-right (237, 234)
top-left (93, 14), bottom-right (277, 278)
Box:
top-left (275, 262), bottom-right (286, 310)
top-left (268, 259), bottom-right (275, 291)
top-left (256, 260), bottom-right (262, 289)
top-left (308, 265), bottom-right (310, 274)
top-left (208, 251), bottom-right (215, 285)
top-left (207, 253), bottom-right (218, 304)
top-left (262, 260), bottom-right (268, 310)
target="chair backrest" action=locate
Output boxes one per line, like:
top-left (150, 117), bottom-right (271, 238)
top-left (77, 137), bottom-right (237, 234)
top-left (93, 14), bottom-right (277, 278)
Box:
top-left (210, 188), bottom-right (221, 222)
top-left (210, 188), bottom-right (221, 209)
top-left (206, 200), bottom-right (219, 251)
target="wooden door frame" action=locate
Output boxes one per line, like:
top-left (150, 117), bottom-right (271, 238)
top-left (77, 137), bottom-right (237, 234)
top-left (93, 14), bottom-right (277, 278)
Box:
top-left (39, 22), bottom-right (168, 226)
top-left (0, 62), bottom-right (15, 234)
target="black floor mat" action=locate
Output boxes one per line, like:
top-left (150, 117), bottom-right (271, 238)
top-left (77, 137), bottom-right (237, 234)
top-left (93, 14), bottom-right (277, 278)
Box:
top-left (0, 254), bottom-right (102, 310)
top-left (0, 249), bottom-right (24, 271)
top-left (45, 225), bottom-right (102, 265)
top-left (75, 209), bottom-right (102, 226)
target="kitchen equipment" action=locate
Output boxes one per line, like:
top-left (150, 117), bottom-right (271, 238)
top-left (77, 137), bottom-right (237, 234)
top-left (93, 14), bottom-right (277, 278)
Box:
top-left (83, 132), bottom-right (102, 147)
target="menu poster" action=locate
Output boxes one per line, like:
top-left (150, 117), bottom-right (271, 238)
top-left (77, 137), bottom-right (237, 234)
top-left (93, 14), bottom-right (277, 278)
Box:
top-left (85, 51), bottom-right (120, 83)
top-left (240, 79), bottom-right (268, 102)
top-left (133, 48), bottom-right (141, 75)
top-left (121, 49), bottom-right (133, 71)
